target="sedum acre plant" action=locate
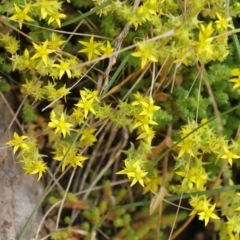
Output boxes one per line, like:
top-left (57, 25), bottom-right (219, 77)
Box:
top-left (2, 0), bottom-right (240, 239)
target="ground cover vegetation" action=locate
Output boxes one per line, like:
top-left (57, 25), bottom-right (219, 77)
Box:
top-left (1, 0), bottom-right (240, 239)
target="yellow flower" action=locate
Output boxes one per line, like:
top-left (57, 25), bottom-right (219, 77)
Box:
top-left (138, 96), bottom-right (160, 119)
top-left (189, 195), bottom-right (206, 215)
top-left (229, 78), bottom-right (240, 89)
top-left (231, 68), bottom-right (240, 76)
top-left (215, 12), bottom-right (234, 33)
top-left (229, 68), bottom-right (240, 89)
top-left (29, 160), bottom-right (47, 181)
top-left (177, 138), bottom-right (195, 158)
top-left (117, 161), bottom-right (147, 187)
top-left (80, 88), bottom-right (100, 103)
top-left (54, 147), bottom-right (88, 171)
top-left (137, 126), bottom-right (155, 144)
top-left (100, 40), bottom-right (114, 57)
top-left (48, 111), bottom-right (73, 137)
top-left (220, 145), bottom-right (240, 166)
top-left (9, 4), bottom-right (34, 29)
top-left (75, 95), bottom-right (96, 118)
top-left (133, 115), bottom-right (158, 132)
top-left (176, 166), bottom-right (208, 190)
top-left (194, 22), bottom-right (214, 59)
top-left (6, 132), bottom-right (29, 153)
top-left (78, 36), bottom-right (101, 60)
top-left (80, 128), bottom-right (97, 146)
top-left (48, 11), bottom-right (66, 28)
top-left (131, 42), bottom-right (158, 69)
top-left (199, 22), bottom-right (214, 40)
top-left (198, 202), bottom-right (220, 226)
top-left (31, 40), bottom-right (55, 65)
top-left (53, 59), bottom-right (71, 79)
top-left (48, 33), bottom-right (66, 49)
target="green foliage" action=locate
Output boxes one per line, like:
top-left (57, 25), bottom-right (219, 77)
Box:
top-left (175, 87), bottom-right (211, 120)
top-left (80, 222), bottom-right (90, 231)
top-left (48, 196), bottom-right (59, 205)
top-left (0, 56), bottom-right (13, 74)
top-left (51, 228), bottom-right (73, 240)
top-left (153, 108), bottom-right (172, 130)
top-left (71, 0), bottom-right (94, 8)
top-left (207, 63), bottom-right (232, 84)
top-left (100, 14), bottom-right (121, 38)
top-left (0, 79), bottom-right (10, 92)
top-left (22, 102), bottom-right (37, 123)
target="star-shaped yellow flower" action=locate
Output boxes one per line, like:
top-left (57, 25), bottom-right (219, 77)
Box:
top-left (220, 146), bottom-right (240, 166)
top-left (6, 132), bottom-right (29, 153)
top-left (31, 40), bottom-right (55, 65)
top-left (9, 4), bottom-right (34, 29)
top-left (198, 203), bottom-right (220, 226)
top-left (48, 111), bottom-right (73, 137)
top-left (215, 12), bottom-right (234, 33)
top-left (29, 160), bottom-right (47, 181)
top-left (48, 11), bottom-right (66, 28)
top-left (131, 42), bottom-right (158, 69)
top-left (75, 95), bottom-right (96, 118)
top-left (78, 36), bottom-right (101, 60)
top-left (53, 59), bottom-right (71, 79)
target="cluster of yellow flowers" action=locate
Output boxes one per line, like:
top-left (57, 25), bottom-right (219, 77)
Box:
top-left (189, 195), bottom-right (220, 226)
top-left (6, 132), bottom-right (47, 181)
